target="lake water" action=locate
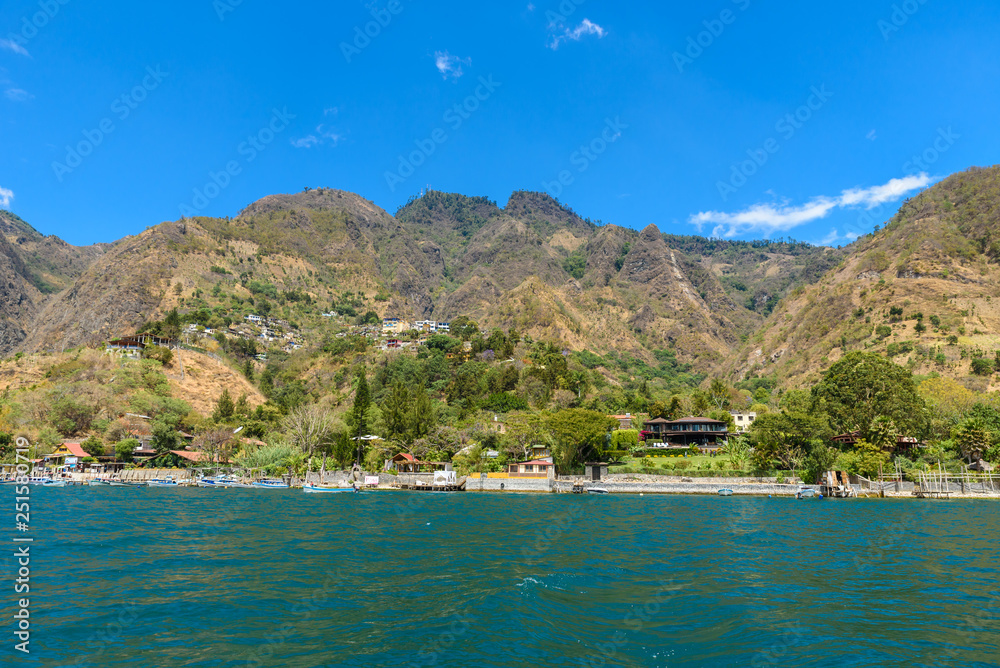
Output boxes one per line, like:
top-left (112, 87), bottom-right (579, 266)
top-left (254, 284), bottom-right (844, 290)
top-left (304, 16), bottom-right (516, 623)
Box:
top-left (6, 487), bottom-right (1000, 666)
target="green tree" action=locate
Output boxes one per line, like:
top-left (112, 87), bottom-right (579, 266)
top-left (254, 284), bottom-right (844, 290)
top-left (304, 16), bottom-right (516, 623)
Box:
top-left (545, 409), bottom-right (617, 468)
top-left (81, 436), bottom-right (105, 458)
top-left (350, 368), bottom-right (371, 438)
top-left (383, 382), bottom-right (411, 441)
top-left (212, 388), bottom-right (235, 422)
top-left (811, 352), bottom-right (927, 439)
top-left (115, 438), bottom-right (138, 463)
top-left (408, 385), bottom-right (435, 442)
top-left (151, 422), bottom-right (181, 454)
top-left (162, 309), bottom-right (182, 340)
top-left (953, 417), bottom-right (993, 463)
top-left (243, 359), bottom-right (255, 382)
top-left (721, 433), bottom-right (751, 471)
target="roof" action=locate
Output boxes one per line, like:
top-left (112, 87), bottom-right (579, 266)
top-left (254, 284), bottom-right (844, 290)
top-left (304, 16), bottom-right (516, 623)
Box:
top-left (392, 453), bottom-right (417, 462)
top-left (669, 416), bottom-right (726, 424)
top-left (644, 417), bottom-right (672, 424)
top-left (171, 450), bottom-right (205, 462)
top-left (63, 442), bottom-right (89, 458)
top-left (514, 460), bottom-right (554, 466)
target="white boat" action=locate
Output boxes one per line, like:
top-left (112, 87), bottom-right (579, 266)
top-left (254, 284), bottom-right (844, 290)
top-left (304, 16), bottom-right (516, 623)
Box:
top-left (252, 479), bottom-right (290, 489)
top-left (796, 487), bottom-right (820, 499)
top-left (718, 488), bottom-right (734, 496)
top-left (35, 479), bottom-right (67, 487)
top-left (587, 487), bottom-right (610, 495)
top-left (303, 483), bottom-right (357, 494)
top-left (148, 477), bottom-right (179, 487)
top-left (197, 475), bottom-right (253, 488)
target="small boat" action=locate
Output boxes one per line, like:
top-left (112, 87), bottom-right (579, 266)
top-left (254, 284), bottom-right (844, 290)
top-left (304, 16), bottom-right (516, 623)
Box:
top-left (89, 478), bottom-right (110, 486)
top-left (718, 488), bottom-right (734, 496)
top-left (796, 487), bottom-right (820, 499)
top-left (35, 479), bottom-right (67, 487)
top-left (148, 477), bottom-right (179, 487)
top-left (198, 475), bottom-right (253, 488)
top-left (587, 487), bottom-right (610, 495)
top-left (303, 483), bottom-right (358, 494)
top-left (252, 479), bottom-right (290, 489)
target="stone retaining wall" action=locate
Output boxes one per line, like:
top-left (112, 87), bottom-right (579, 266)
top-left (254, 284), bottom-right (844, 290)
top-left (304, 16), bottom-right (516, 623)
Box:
top-left (552, 480), bottom-right (803, 496)
top-left (465, 477), bottom-right (552, 493)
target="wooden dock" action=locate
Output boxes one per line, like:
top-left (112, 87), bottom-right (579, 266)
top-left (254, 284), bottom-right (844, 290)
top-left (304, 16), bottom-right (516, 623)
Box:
top-left (397, 477), bottom-right (467, 492)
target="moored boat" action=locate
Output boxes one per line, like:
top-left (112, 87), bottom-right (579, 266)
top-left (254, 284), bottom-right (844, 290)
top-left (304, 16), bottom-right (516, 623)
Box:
top-left (303, 483), bottom-right (357, 494)
top-left (197, 475), bottom-right (253, 488)
top-left (587, 487), bottom-right (610, 495)
top-left (252, 479), bottom-right (290, 489)
top-left (718, 488), bottom-right (734, 496)
top-left (148, 477), bottom-right (179, 487)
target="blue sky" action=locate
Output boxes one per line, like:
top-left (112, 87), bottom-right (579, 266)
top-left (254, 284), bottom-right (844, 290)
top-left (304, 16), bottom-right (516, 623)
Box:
top-left (1, 0), bottom-right (998, 246)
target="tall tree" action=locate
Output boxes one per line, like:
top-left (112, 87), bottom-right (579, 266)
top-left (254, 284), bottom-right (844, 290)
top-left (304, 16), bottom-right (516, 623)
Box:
top-left (350, 368), bottom-right (371, 438)
top-left (811, 351), bottom-right (928, 438)
top-left (213, 388), bottom-right (235, 422)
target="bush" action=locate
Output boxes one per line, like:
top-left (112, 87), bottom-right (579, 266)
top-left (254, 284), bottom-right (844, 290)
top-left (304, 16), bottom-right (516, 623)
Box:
top-left (971, 358), bottom-right (994, 376)
top-left (875, 325), bottom-right (892, 339)
top-left (142, 346), bottom-right (173, 366)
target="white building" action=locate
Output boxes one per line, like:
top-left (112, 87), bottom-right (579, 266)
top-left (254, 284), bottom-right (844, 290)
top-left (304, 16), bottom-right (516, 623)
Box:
top-left (730, 411), bottom-right (758, 433)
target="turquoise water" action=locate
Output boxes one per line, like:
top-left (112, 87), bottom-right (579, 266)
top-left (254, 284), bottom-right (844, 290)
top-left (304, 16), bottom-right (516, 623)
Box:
top-left (5, 487), bottom-right (1000, 666)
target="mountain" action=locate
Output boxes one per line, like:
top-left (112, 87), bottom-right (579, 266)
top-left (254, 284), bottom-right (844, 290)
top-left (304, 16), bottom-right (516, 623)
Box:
top-left (6, 169), bottom-right (995, 393)
top-left (0, 210), bottom-right (108, 351)
top-left (727, 165), bottom-right (1000, 390)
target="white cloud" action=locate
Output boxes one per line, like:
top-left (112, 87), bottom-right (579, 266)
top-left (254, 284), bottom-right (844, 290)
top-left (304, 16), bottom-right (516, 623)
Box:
top-left (527, 3), bottom-right (536, 11)
top-left (866, 129), bottom-right (877, 141)
top-left (838, 173), bottom-right (933, 209)
top-left (0, 38), bottom-right (29, 57)
top-left (548, 18), bottom-right (606, 50)
top-left (4, 88), bottom-right (34, 102)
top-left (434, 51), bottom-right (471, 80)
top-left (0, 186), bottom-right (13, 208)
top-left (692, 173), bottom-right (935, 238)
top-left (323, 107), bottom-right (339, 117)
top-left (291, 124), bottom-right (342, 149)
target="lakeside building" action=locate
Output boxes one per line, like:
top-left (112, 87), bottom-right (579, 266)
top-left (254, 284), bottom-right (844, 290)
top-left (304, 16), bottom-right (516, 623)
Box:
top-left (507, 460), bottom-right (555, 478)
top-left (106, 334), bottom-right (174, 358)
top-left (43, 442), bottom-right (89, 470)
top-left (730, 411), bottom-right (757, 433)
top-left (641, 416), bottom-right (729, 451)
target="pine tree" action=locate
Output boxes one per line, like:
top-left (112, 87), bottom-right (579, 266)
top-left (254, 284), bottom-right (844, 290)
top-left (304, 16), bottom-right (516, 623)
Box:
top-left (213, 388), bottom-right (235, 422)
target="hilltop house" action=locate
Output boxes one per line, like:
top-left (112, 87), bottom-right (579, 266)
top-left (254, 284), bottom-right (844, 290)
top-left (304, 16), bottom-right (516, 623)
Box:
top-left (106, 334), bottom-right (174, 358)
top-left (642, 416), bottom-right (729, 450)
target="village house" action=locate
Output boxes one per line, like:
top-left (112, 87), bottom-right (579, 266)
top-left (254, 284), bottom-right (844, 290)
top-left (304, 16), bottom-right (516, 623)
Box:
top-left (832, 431), bottom-right (923, 456)
top-left (43, 442), bottom-right (90, 470)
